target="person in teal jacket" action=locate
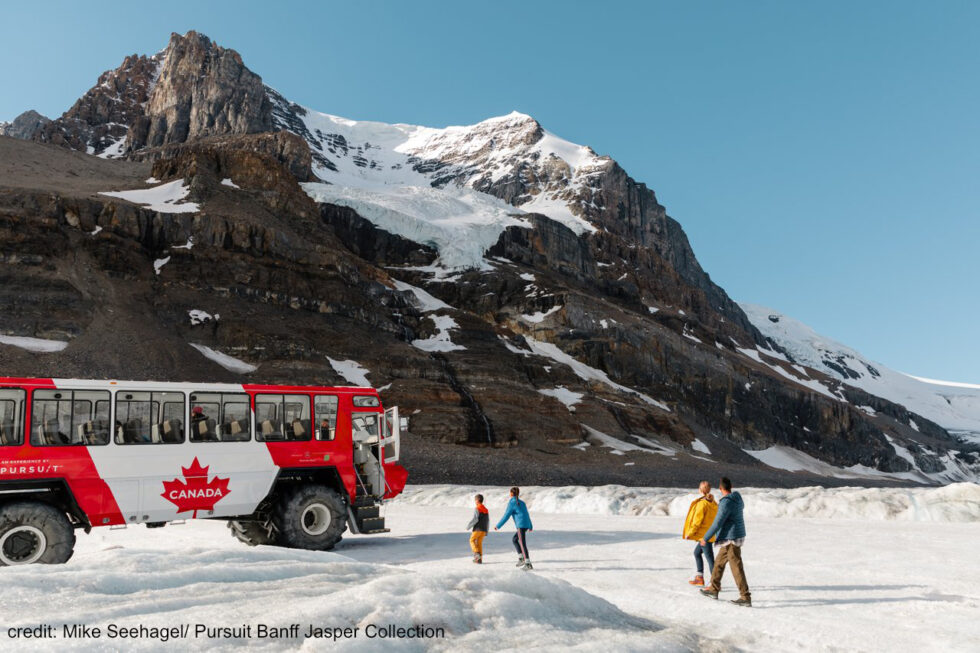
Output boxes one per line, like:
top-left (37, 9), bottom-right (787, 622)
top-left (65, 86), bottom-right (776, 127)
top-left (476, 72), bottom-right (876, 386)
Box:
top-left (494, 486), bottom-right (534, 570)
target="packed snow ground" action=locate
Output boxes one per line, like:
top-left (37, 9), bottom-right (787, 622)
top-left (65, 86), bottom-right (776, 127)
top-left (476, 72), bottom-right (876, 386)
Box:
top-left (2, 484), bottom-right (977, 652)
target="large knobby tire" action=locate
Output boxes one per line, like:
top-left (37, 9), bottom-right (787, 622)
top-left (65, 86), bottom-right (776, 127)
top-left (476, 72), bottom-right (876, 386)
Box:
top-left (227, 520), bottom-right (277, 547)
top-left (0, 501), bottom-right (75, 566)
top-left (273, 485), bottom-right (347, 551)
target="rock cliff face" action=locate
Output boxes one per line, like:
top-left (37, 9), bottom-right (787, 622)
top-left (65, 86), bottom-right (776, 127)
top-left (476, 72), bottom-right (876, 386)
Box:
top-left (2, 32), bottom-right (976, 485)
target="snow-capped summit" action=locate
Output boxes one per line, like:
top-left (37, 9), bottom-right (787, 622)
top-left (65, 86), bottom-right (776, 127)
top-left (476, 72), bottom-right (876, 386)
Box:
top-left (269, 98), bottom-right (612, 267)
top-left (742, 303), bottom-right (980, 442)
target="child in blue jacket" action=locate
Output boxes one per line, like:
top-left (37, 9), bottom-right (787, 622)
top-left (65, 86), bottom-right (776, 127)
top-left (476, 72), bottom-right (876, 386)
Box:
top-left (494, 486), bottom-right (534, 570)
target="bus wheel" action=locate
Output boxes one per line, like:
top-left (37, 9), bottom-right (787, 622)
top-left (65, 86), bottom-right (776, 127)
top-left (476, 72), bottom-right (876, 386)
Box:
top-left (227, 520), bottom-right (276, 547)
top-left (274, 486), bottom-right (347, 551)
top-left (0, 502), bottom-right (76, 566)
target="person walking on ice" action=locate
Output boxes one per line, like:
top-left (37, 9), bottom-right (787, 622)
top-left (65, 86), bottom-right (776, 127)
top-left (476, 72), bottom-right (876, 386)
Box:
top-left (466, 494), bottom-right (489, 563)
top-left (682, 480), bottom-right (718, 586)
top-left (494, 486), bottom-right (533, 570)
top-left (699, 477), bottom-right (752, 607)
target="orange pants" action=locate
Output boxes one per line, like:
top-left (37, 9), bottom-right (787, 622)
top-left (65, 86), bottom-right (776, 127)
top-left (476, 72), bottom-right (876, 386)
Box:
top-left (469, 531), bottom-right (486, 555)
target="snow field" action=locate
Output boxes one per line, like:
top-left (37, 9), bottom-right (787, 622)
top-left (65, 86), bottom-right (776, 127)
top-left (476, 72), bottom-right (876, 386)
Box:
top-left (302, 182), bottom-right (529, 271)
top-left (2, 484), bottom-right (977, 652)
top-left (397, 483), bottom-right (980, 522)
top-left (2, 524), bottom-right (663, 653)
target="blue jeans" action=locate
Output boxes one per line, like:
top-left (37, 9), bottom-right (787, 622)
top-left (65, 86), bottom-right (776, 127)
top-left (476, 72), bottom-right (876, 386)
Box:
top-left (694, 541), bottom-right (714, 575)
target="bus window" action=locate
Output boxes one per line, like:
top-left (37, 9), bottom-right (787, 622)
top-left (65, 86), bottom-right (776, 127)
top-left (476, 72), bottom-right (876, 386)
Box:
top-left (314, 395), bottom-right (339, 441)
top-left (189, 393), bottom-right (250, 442)
top-left (115, 391), bottom-right (185, 444)
top-left (0, 388), bottom-right (25, 446)
top-left (352, 413), bottom-right (380, 444)
top-left (31, 390), bottom-right (110, 446)
top-left (256, 394), bottom-right (311, 441)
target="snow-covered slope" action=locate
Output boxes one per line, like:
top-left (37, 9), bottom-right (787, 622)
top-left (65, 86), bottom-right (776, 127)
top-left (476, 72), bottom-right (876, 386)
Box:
top-left (741, 303), bottom-right (980, 443)
top-left (272, 96), bottom-right (611, 269)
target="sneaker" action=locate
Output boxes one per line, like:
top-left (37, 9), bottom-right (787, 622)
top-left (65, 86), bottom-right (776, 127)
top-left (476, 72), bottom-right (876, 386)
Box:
top-left (689, 575), bottom-right (705, 586)
top-left (731, 597), bottom-right (752, 607)
top-left (522, 561), bottom-right (533, 571)
top-left (516, 556), bottom-right (525, 567)
top-left (699, 588), bottom-right (719, 599)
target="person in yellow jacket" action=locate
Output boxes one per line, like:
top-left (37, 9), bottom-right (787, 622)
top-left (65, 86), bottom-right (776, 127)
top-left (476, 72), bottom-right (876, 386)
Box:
top-left (682, 481), bottom-right (718, 586)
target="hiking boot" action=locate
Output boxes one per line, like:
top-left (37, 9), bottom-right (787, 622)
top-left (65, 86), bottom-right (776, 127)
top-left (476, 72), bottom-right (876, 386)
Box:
top-left (689, 575), bottom-right (705, 586)
top-left (522, 561), bottom-right (533, 571)
top-left (731, 597), bottom-right (752, 607)
top-left (474, 554), bottom-right (483, 564)
top-left (700, 588), bottom-right (719, 599)
top-left (516, 556), bottom-right (525, 567)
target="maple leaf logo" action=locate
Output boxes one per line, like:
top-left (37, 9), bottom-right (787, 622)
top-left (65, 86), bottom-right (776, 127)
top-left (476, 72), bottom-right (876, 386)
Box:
top-left (161, 457), bottom-right (231, 517)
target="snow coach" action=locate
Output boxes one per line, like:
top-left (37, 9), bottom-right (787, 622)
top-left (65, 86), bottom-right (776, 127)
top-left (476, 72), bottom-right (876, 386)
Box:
top-left (0, 377), bottom-right (408, 565)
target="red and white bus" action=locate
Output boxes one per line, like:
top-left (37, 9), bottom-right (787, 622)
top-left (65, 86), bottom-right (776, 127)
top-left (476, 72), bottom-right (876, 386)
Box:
top-left (0, 377), bottom-right (408, 565)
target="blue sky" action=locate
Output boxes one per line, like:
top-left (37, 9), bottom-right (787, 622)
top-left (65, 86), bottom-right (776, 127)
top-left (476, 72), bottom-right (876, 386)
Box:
top-left (2, 1), bottom-right (978, 381)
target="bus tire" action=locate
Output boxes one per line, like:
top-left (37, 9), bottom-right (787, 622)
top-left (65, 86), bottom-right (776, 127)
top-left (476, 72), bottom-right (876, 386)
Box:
top-left (227, 520), bottom-right (277, 547)
top-left (274, 485), bottom-right (347, 551)
top-left (0, 501), bottom-right (76, 566)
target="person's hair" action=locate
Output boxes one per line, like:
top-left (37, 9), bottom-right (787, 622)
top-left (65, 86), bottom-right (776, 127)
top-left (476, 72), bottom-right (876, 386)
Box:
top-left (720, 477), bottom-right (732, 492)
top-left (510, 486), bottom-right (520, 497)
top-left (475, 494), bottom-right (484, 503)
top-left (699, 480), bottom-right (711, 492)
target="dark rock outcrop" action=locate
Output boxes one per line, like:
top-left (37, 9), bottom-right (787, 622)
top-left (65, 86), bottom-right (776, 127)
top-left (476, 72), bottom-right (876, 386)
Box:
top-left (0, 110), bottom-right (50, 139)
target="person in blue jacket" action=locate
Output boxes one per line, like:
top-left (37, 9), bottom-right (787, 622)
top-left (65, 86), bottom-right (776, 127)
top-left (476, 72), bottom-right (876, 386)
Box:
top-left (699, 477), bottom-right (751, 606)
top-left (494, 486), bottom-right (534, 570)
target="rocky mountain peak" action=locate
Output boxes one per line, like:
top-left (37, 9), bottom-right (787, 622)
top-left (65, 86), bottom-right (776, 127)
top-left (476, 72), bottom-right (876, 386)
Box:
top-left (29, 31), bottom-right (271, 157)
top-left (32, 52), bottom-right (162, 155)
top-left (128, 30), bottom-right (273, 151)
top-left (0, 110), bottom-right (50, 140)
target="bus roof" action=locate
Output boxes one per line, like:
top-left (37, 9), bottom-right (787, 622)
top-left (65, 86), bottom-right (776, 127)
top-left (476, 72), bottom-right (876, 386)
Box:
top-left (0, 377), bottom-right (378, 394)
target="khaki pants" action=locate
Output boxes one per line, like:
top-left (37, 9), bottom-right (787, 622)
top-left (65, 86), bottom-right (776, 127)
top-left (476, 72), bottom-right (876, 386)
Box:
top-left (709, 543), bottom-right (751, 600)
top-left (470, 531), bottom-right (486, 555)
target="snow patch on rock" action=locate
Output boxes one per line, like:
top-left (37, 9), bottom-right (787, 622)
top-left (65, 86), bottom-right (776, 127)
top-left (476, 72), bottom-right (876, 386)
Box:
top-left (525, 337), bottom-right (670, 411)
top-left (189, 343), bottom-right (256, 374)
top-left (412, 315), bottom-right (465, 352)
top-left (0, 335), bottom-right (69, 353)
top-left (537, 386), bottom-right (583, 411)
top-left (100, 179), bottom-right (199, 213)
top-left (392, 280), bottom-right (452, 312)
top-left (327, 358), bottom-right (372, 387)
